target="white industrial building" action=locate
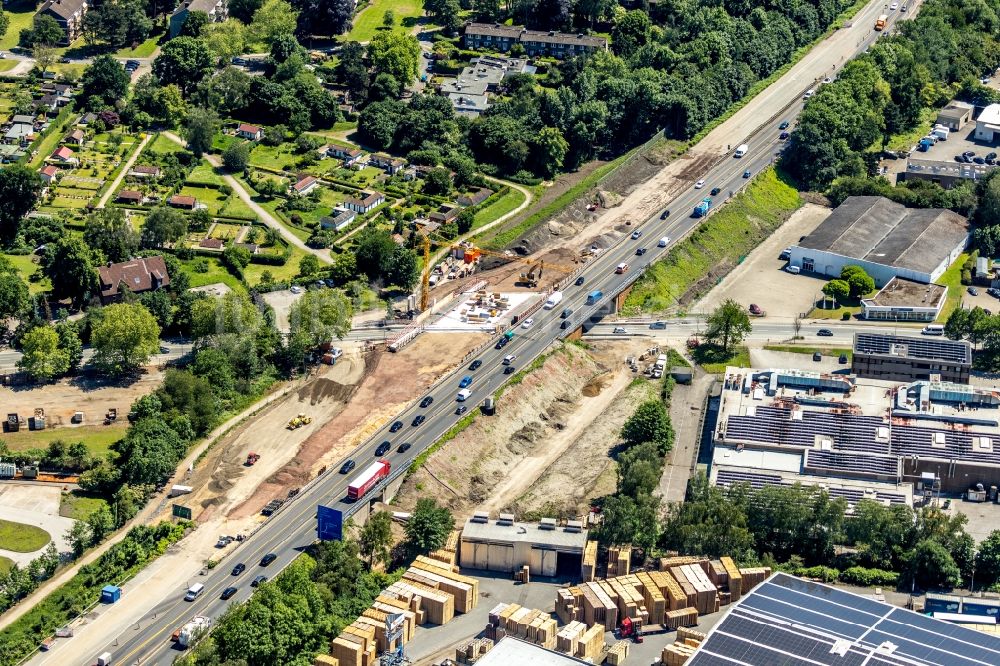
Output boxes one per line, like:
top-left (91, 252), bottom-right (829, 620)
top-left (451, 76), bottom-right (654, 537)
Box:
top-left (459, 513), bottom-right (588, 577)
top-left (788, 196), bottom-right (970, 285)
top-left (975, 103), bottom-right (1000, 142)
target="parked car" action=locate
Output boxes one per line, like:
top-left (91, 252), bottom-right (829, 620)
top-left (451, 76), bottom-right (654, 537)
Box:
top-left (817, 329), bottom-right (834, 337)
top-left (779, 247), bottom-right (792, 260)
top-left (221, 587), bottom-right (238, 600)
top-left (804, 88), bottom-right (815, 99)
top-left (290, 285), bottom-right (303, 294)
top-left (839, 353), bottom-right (849, 364)
top-left (968, 286), bottom-right (980, 296)
top-left (420, 396), bottom-right (433, 408)
top-left (397, 442), bottom-right (412, 453)
top-left (375, 441), bottom-right (391, 456)
top-left (974, 157), bottom-right (986, 164)
top-left (812, 352), bottom-right (822, 361)
top-left (987, 288), bottom-right (1000, 298)
top-left (390, 420), bottom-right (403, 432)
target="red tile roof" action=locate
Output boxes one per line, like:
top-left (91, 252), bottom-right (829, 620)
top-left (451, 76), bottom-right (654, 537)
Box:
top-left (238, 123), bottom-right (261, 135)
top-left (51, 146), bottom-right (74, 160)
top-left (40, 165), bottom-right (58, 178)
top-left (116, 189), bottom-right (143, 202)
top-left (199, 237), bottom-right (224, 249)
top-left (169, 195), bottom-right (196, 208)
top-left (293, 175), bottom-right (318, 193)
top-left (97, 256), bottom-right (170, 301)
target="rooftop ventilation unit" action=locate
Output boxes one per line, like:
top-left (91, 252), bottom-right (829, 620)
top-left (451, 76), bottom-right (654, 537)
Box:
top-left (539, 518), bottom-right (556, 530)
top-left (471, 511), bottom-right (489, 523)
top-left (565, 520), bottom-right (583, 533)
top-left (497, 513), bottom-right (514, 526)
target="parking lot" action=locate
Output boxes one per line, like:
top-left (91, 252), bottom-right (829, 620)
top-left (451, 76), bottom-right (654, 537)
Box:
top-left (897, 122), bottom-right (1000, 185)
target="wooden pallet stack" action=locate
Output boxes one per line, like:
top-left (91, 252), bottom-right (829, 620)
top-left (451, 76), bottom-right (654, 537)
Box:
top-left (738, 566), bottom-right (771, 592)
top-left (605, 640), bottom-right (630, 665)
top-left (636, 571), bottom-right (667, 625)
top-left (582, 540), bottom-right (598, 582)
top-left (664, 607), bottom-right (699, 629)
top-left (556, 621), bottom-right (588, 655)
top-left (330, 623), bottom-right (376, 666)
top-left (682, 564), bottom-right (719, 615)
top-left (607, 546), bottom-right (631, 577)
top-left (403, 556), bottom-right (479, 614)
top-left (485, 603), bottom-right (557, 650)
top-left (649, 569), bottom-right (687, 611)
top-left (720, 557), bottom-right (743, 602)
top-left (555, 588), bottom-right (579, 624)
top-left (576, 623), bottom-right (606, 661)
top-left (661, 640), bottom-right (699, 665)
top-left (678, 627), bottom-right (707, 643)
top-left (455, 637), bottom-right (494, 665)
top-left (515, 564), bottom-right (530, 583)
top-left (386, 579), bottom-right (455, 625)
top-left (427, 530), bottom-right (460, 567)
top-left (668, 566), bottom-right (698, 608)
top-left (313, 655), bottom-right (338, 666)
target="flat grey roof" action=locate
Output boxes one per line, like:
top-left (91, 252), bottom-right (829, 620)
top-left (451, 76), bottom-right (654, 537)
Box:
top-left (461, 518), bottom-right (588, 552)
top-left (863, 277), bottom-right (946, 308)
top-left (475, 637), bottom-right (590, 665)
top-left (796, 196), bottom-right (970, 274)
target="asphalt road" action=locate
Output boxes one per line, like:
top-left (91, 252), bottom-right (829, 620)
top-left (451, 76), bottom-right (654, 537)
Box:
top-left (78, 7), bottom-right (915, 665)
top-left (0, 340), bottom-right (192, 374)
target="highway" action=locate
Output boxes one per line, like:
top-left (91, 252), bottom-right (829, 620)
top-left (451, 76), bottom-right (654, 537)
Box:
top-left (74, 6), bottom-right (914, 665)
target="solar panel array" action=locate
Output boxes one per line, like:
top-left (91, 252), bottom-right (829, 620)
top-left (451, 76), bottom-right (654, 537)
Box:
top-left (714, 469), bottom-right (908, 506)
top-left (724, 406), bottom-right (1000, 467)
top-left (689, 573), bottom-right (1000, 666)
top-left (854, 333), bottom-right (971, 364)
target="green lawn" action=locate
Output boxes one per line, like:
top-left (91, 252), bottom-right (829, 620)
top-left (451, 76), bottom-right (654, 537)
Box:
top-left (181, 256), bottom-right (247, 294)
top-left (472, 186), bottom-right (527, 231)
top-left (344, 0), bottom-right (425, 42)
top-left (2, 424), bottom-right (126, 458)
top-left (286, 187), bottom-right (346, 227)
top-left (0, 556), bottom-right (13, 575)
top-left (249, 142), bottom-right (303, 172)
top-left (244, 245), bottom-right (305, 285)
top-left (625, 168), bottom-right (803, 313)
top-left (148, 133), bottom-right (187, 155)
top-left (0, 0), bottom-right (36, 51)
top-left (209, 222), bottom-right (243, 240)
top-left (60, 491), bottom-right (110, 521)
top-left (257, 198), bottom-right (313, 242)
top-left (0, 519), bottom-right (51, 553)
top-left (187, 161), bottom-right (226, 187)
top-left (113, 34), bottom-right (162, 58)
top-left (937, 252), bottom-right (969, 322)
top-left (884, 107), bottom-right (938, 153)
top-left (0, 60), bottom-right (17, 73)
top-left (1, 253), bottom-right (49, 295)
top-left (693, 345), bottom-right (751, 374)
top-left (178, 185), bottom-right (227, 215)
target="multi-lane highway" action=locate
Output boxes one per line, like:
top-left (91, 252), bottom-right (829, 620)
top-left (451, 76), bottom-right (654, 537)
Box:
top-left (69, 7), bottom-right (917, 665)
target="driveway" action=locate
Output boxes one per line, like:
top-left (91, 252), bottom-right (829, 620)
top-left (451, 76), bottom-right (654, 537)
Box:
top-left (95, 133), bottom-right (151, 208)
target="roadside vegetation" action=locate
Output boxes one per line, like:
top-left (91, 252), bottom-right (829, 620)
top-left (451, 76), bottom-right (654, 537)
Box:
top-left (625, 169), bottom-right (802, 313)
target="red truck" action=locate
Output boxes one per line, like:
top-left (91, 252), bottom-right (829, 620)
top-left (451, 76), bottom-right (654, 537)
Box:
top-left (347, 460), bottom-right (391, 501)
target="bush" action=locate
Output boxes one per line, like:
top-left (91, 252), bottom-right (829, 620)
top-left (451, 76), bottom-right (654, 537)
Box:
top-left (793, 565), bottom-right (840, 583)
top-left (839, 566), bottom-right (899, 587)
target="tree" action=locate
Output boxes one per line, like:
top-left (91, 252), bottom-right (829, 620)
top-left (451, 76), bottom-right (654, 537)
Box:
top-left (18, 325), bottom-right (70, 382)
top-left (367, 31), bottom-right (420, 86)
top-left (249, 0), bottom-right (298, 45)
top-left (423, 168), bottom-right (452, 196)
top-left (354, 227), bottom-right (419, 288)
top-left (294, 0), bottom-right (355, 36)
top-left (944, 307), bottom-right (970, 340)
top-left (141, 207), bottom-right (189, 248)
top-left (621, 399), bottom-right (673, 454)
top-left (153, 37), bottom-right (214, 96)
top-left (222, 245), bottom-right (252, 272)
top-left (181, 9), bottom-right (210, 37)
top-left (382, 9), bottom-right (395, 27)
top-left (298, 253), bottom-right (320, 277)
top-left (56, 320), bottom-right (83, 372)
top-left (0, 10), bottom-right (8, 43)
top-left (288, 288), bottom-right (353, 348)
top-left (405, 498), bottom-right (454, 555)
top-left (86, 505), bottom-right (115, 544)
top-left (91, 302), bottom-right (161, 375)
top-left (616, 441), bottom-right (662, 498)
top-left (201, 21), bottom-right (249, 65)
top-left (113, 416), bottom-right (187, 485)
top-left (222, 140), bottom-right (251, 172)
top-left (185, 107), bottom-right (220, 157)
top-left (840, 265), bottom-right (875, 298)
top-left (0, 269), bottom-right (29, 324)
top-left (228, 0), bottom-right (264, 22)
top-left (44, 237), bottom-right (96, 306)
top-left (336, 41), bottom-right (370, 102)
top-left (80, 55), bottom-right (130, 110)
top-left (358, 511), bottom-right (393, 568)
top-left (83, 208), bottom-right (139, 263)
top-left (611, 9), bottom-right (651, 59)
top-left (533, 127), bottom-right (568, 178)
top-left (26, 14), bottom-right (64, 46)
top-left (66, 520), bottom-right (92, 558)
top-left (822, 279), bottom-right (850, 305)
top-left (975, 530), bottom-right (1000, 590)
top-left (662, 473), bottom-right (754, 560)
top-left (908, 538), bottom-right (961, 590)
top-left (596, 492), bottom-right (661, 552)
top-left (0, 166), bottom-right (42, 243)
top-left (704, 299), bottom-right (752, 353)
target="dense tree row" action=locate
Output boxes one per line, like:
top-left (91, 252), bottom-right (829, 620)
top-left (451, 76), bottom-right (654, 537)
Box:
top-left (785, 0), bottom-right (1000, 190)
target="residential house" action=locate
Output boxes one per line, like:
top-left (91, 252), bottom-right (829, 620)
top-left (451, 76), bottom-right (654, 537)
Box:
top-left (169, 0), bottom-right (228, 38)
top-left (327, 145), bottom-right (363, 166)
top-left (115, 189), bottom-right (144, 205)
top-left (199, 237), bottom-right (224, 250)
top-left (77, 112), bottom-right (97, 126)
top-left (3, 123), bottom-right (34, 146)
top-left (368, 154), bottom-right (405, 175)
top-left (11, 115), bottom-right (37, 127)
top-left (128, 165), bottom-right (161, 179)
top-left (458, 187), bottom-right (494, 207)
top-left (429, 204), bottom-right (460, 224)
top-left (49, 146), bottom-right (77, 164)
top-left (403, 165), bottom-right (437, 181)
top-left (344, 190), bottom-right (385, 214)
top-left (463, 23), bottom-right (607, 58)
top-left (64, 129), bottom-right (85, 145)
top-left (291, 175), bottom-right (319, 196)
top-left (33, 95), bottom-right (59, 114)
top-left (236, 123), bottom-right (262, 141)
top-left (37, 0), bottom-right (89, 46)
top-left (235, 243), bottom-right (259, 255)
top-left (39, 165), bottom-right (59, 185)
top-left (448, 93), bottom-right (490, 116)
top-left (319, 208), bottom-right (356, 231)
top-left (168, 194), bottom-right (197, 209)
top-left (97, 256), bottom-right (170, 304)
top-left (0, 145), bottom-right (26, 163)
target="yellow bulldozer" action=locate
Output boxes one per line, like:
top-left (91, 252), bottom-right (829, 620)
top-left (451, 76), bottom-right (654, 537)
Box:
top-left (287, 413), bottom-right (312, 430)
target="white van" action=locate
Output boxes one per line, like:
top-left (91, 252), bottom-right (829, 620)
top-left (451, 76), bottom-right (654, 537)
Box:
top-left (734, 144), bottom-right (749, 158)
top-left (922, 324), bottom-right (945, 336)
top-left (786, 265), bottom-right (801, 274)
top-left (456, 389), bottom-right (471, 401)
top-left (184, 583), bottom-right (205, 601)
top-left (502, 354), bottom-right (516, 365)
top-left (658, 237), bottom-right (670, 247)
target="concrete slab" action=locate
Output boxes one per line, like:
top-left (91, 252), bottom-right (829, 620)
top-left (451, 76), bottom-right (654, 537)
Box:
top-left (749, 349), bottom-right (847, 373)
top-left (0, 485), bottom-right (75, 565)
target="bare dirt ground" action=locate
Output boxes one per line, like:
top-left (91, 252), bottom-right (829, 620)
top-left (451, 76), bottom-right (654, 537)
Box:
top-left (1, 369), bottom-right (164, 438)
top-left (393, 340), bottom-right (661, 522)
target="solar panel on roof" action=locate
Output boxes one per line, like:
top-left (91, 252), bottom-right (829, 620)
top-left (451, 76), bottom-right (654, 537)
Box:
top-left (689, 573), bottom-right (1000, 666)
top-left (854, 333), bottom-right (970, 364)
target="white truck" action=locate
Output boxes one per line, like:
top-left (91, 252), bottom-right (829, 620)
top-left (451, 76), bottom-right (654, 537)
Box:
top-left (544, 291), bottom-right (564, 309)
top-left (174, 616), bottom-right (212, 649)
top-left (652, 353), bottom-right (668, 379)
top-left (734, 143), bottom-right (749, 157)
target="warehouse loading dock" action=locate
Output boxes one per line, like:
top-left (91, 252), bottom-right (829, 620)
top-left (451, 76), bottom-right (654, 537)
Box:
top-left (459, 513), bottom-right (588, 578)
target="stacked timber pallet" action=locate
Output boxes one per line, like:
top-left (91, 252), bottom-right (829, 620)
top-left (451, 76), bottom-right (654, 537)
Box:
top-left (428, 530), bottom-right (461, 566)
top-left (607, 546), bottom-right (631, 577)
top-left (454, 637), bottom-right (494, 665)
top-left (582, 540), bottom-right (598, 582)
top-left (605, 640), bottom-right (630, 665)
top-left (485, 603), bottom-right (558, 650)
top-left (739, 566), bottom-right (770, 591)
top-left (660, 627), bottom-right (706, 665)
top-left (313, 655), bottom-right (339, 666)
top-left (721, 557), bottom-right (743, 601)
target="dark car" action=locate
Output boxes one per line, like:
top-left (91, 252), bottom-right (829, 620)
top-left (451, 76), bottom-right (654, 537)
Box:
top-left (221, 586), bottom-right (238, 600)
top-left (412, 414), bottom-right (425, 427)
top-left (817, 329), bottom-right (834, 337)
top-left (743, 170), bottom-right (751, 178)
top-left (503, 365), bottom-right (516, 374)
top-left (955, 155), bottom-right (966, 162)
top-left (469, 359), bottom-right (482, 371)
top-left (575, 276), bottom-right (585, 286)
top-left (988, 288), bottom-right (1000, 298)
top-left (660, 210), bottom-right (670, 219)
top-left (560, 320), bottom-right (572, 329)
top-left (974, 157), bottom-right (986, 164)
top-left (251, 575), bottom-right (267, 587)
top-left (231, 563), bottom-right (246, 576)
top-left (561, 308), bottom-right (573, 319)
top-left (988, 152), bottom-right (998, 161)
top-left (779, 120), bottom-right (789, 129)
top-left (779, 131), bottom-right (790, 140)
top-left (649, 321), bottom-right (667, 330)
top-left (375, 441), bottom-right (391, 456)
top-left (968, 286), bottom-right (980, 296)
top-left (389, 420), bottom-right (403, 432)
top-left (260, 553), bottom-right (277, 566)
top-left (397, 442), bottom-right (412, 453)
top-left (710, 187), bottom-right (722, 196)
top-left (420, 396), bottom-right (433, 408)
top-left (812, 352), bottom-right (822, 361)
top-left (339, 459), bottom-right (355, 474)
top-left (839, 353), bottom-right (849, 364)
top-left (455, 405), bottom-right (468, 416)
top-left (636, 247), bottom-right (647, 256)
